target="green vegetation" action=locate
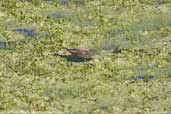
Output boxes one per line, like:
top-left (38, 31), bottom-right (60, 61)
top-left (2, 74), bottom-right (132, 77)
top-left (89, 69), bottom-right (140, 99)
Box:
top-left (0, 0), bottom-right (171, 113)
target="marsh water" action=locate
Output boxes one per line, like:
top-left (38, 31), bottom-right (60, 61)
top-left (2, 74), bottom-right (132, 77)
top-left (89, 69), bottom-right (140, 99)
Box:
top-left (0, 0), bottom-right (171, 82)
top-left (1, 0), bottom-right (171, 80)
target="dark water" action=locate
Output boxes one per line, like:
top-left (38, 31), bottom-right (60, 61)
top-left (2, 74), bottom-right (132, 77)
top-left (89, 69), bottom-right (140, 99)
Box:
top-left (0, 40), bottom-right (17, 50)
top-left (43, 0), bottom-right (85, 6)
top-left (0, 28), bottom-right (50, 50)
top-left (12, 28), bottom-right (35, 38)
top-left (0, 28), bottom-right (34, 49)
top-left (60, 0), bottom-right (69, 5)
top-left (72, 0), bottom-right (85, 6)
top-left (45, 10), bottom-right (72, 20)
top-left (59, 0), bottom-right (84, 6)
top-left (99, 104), bottom-right (110, 112)
top-left (73, 16), bottom-right (97, 27)
top-left (129, 64), bottom-right (171, 82)
top-left (102, 13), bottom-right (171, 52)
top-left (132, 75), bottom-right (156, 81)
top-left (44, 10), bottom-right (96, 28)
top-left (102, 37), bottom-right (134, 52)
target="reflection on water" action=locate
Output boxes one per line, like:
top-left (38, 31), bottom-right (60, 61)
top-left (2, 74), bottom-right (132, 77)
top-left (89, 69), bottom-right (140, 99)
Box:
top-left (131, 64), bottom-right (157, 81)
top-left (0, 41), bottom-right (6, 49)
top-left (99, 104), bottom-right (110, 112)
top-left (60, 0), bottom-right (85, 6)
top-left (102, 44), bottom-right (121, 53)
top-left (128, 14), bottom-right (171, 33)
top-left (12, 28), bottom-right (35, 38)
top-left (0, 40), bottom-right (16, 49)
top-left (154, 67), bottom-right (171, 77)
top-left (132, 75), bottom-right (156, 81)
top-left (72, 0), bottom-right (85, 6)
top-left (0, 27), bottom-right (50, 50)
top-left (42, 9), bottom-right (96, 27)
top-left (101, 37), bottom-right (133, 52)
top-left (73, 19), bottom-right (96, 27)
top-left (44, 0), bottom-right (84, 6)
top-left (130, 64), bottom-right (171, 82)
top-left (104, 30), bottom-right (160, 51)
top-left (60, 0), bottom-right (69, 5)
top-left (46, 10), bottom-right (72, 20)
top-left (103, 13), bottom-right (171, 52)
top-left (107, 29), bottom-right (124, 37)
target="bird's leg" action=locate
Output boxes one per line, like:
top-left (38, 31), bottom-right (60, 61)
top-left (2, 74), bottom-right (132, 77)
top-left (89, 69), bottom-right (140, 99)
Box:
top-left (70, 61), bottom-right (73, 66)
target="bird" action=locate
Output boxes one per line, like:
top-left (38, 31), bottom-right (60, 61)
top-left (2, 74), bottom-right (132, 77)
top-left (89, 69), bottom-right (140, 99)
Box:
top-left (64, 47), bottom-right (96, 59)
top-left (55, 47), bottom-right (97, 62)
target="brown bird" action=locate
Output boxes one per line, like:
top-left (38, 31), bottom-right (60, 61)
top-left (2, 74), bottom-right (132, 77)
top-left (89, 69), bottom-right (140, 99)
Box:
top-left (64, 47), bottom-right (96, 59)
top-left (56, 47), bottom-right (97, 62)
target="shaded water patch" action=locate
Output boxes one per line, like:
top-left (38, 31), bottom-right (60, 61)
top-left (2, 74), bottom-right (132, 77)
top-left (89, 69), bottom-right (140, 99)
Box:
top-left (129, 64), bottom-right (171, 82)
top-left (153, 67), bottom-right (171, 77)
top-left (42, 9), bottom-right (97, 27)
top-left (60, 0), bottom-right (69, 5)
top-left (0, 27), bottom-right (50, 51)
top-left (43, 84), bottom-right (81, 99)
top-left (60, 0), bottom-right (85, 6)
top-left (11, 27), bottom-right (50, 39)
top-left (110, 14), bottom-right (171, 36)
top-left (95, 95), bottom-right (114, 113)
top-left (61, 98), bottom-right (94, 114)
top-left (72, 0), bottom-right (85, 6)
top-left (101, 37), bottom-right (134, 52)
top-left (139, 0), bottom-right (171, 5)
top-left (136, 64), bottom-right (171, 77)
top-left (132, 75), bottom-right (156, 81)
top-left (12, 28), bottom-right (35, 38)
top-left (102, 44), bottom-right (121, 53)
top-left (106, 28), bottom-right (124, 38)
top-left (0, 40), bottom-right (17, 50)
top-left (98, 104), bottom-right (110, 112)
top-left (127, 17), bottom-right (165, 32)
top-left (44, 10), bottom-right (72, 20)
top-left (44, 0), bottom-right (85, 6)
top-left (104, 13), bottom-right (171, 51)
top-left (103, 30), bottom-right (165, 52)
top-left (42, 0), bottom-right (53, 4)
top-left (73, 19), bottom-right (97, 27)
top-left (127, 64), bottom-right (157, 82)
